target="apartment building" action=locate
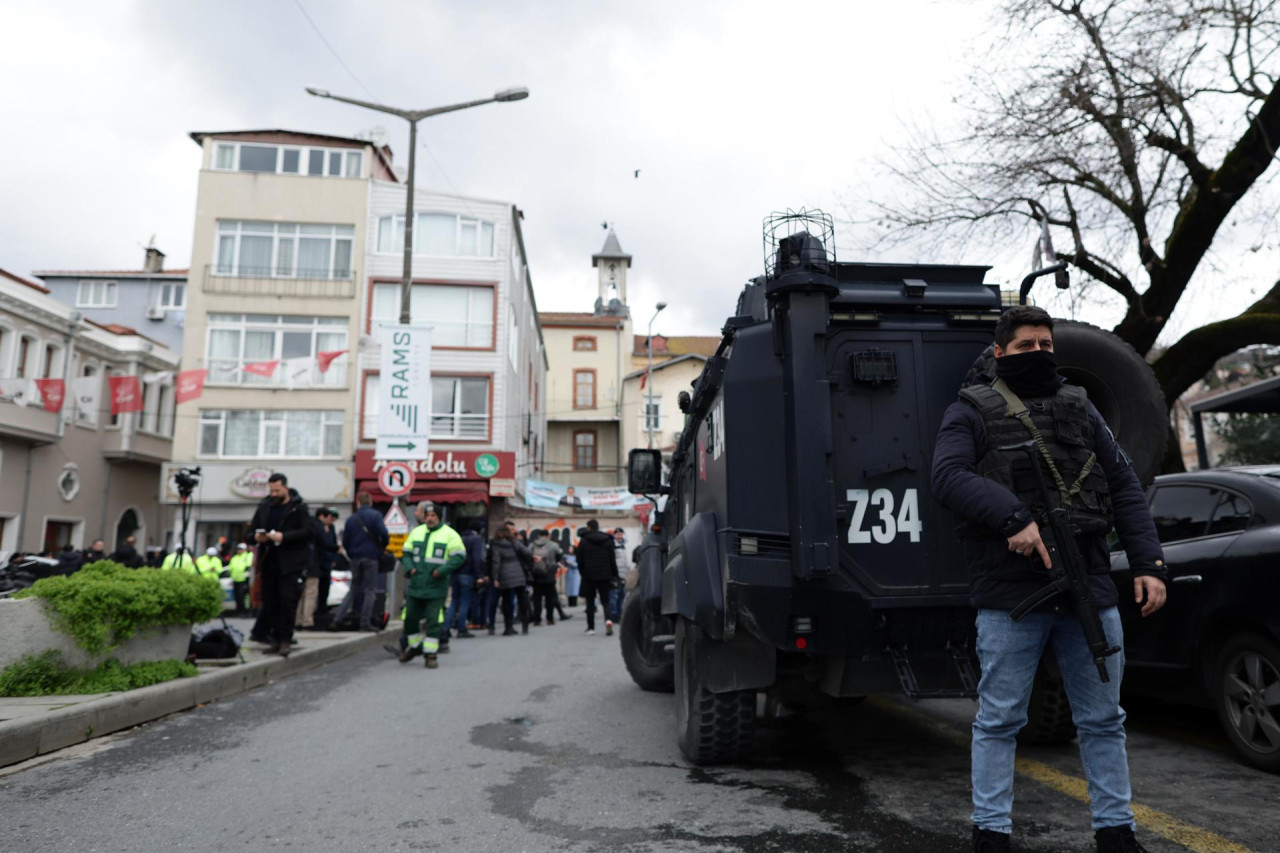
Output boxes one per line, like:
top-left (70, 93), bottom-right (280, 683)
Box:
top-left (35, 247), bottom-right (188, 351)
top-left (166, 130), bottom-right (395, 550)
top-left (620, 333), bottom-right (720, 456)
top-left (0, 268), bottom-right (177, 558)
top-left (353, 184), bottom-right (547, 532)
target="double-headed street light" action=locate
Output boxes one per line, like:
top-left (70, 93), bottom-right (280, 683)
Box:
top-left (646, 301), bottom-right (668, 449)
top-left (306, 86), bottom-right (529, 324)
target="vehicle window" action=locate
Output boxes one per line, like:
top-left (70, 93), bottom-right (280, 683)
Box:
top-left (1207, 489), bottom-right (1252, 536)
top-left (1148, 485), bottom-right (1218, 543)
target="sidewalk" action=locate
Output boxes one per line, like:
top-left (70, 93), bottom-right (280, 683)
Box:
top-left (0, 618), bottom-right (400, 769)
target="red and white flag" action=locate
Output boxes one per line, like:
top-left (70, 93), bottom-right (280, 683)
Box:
top-left (639, 366), bottom-right (649, 390)
top-left (109, 375), bottom-right (143, 414)
top-left (34, 378), bottom-right (66, 413)
top-left (316, 349), bottom-right (347, 373)
top-left (176, 369), bottom-right (207, 404)
top-left (241, 360), bottom-right (279, 379)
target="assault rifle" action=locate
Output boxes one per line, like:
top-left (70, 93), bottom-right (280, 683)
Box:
top-left (1002, 440), bottom-right (1121, 682)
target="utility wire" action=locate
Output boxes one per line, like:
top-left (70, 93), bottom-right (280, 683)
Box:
top-left (292, 0), bottom-right (380, 101)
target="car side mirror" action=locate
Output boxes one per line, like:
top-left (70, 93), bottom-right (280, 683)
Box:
top-left (628, 449), bottom-right (666, 495)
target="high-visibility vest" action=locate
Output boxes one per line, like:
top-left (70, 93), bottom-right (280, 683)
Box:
top-left (228, 552), bottom-right (253, 582)
top-left (195, 555), bottom-right (223, 580)
top-left (161, 552), bottom-right (196, 572)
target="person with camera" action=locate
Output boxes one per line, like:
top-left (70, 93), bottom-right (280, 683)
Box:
top-left (245, 473), bottom-right (315, 657)
top-left (335, 491), bottom-right (389, 632)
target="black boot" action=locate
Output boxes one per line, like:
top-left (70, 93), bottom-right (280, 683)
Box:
top-left (1095, 826), bottom-right (1148, 853)
top-left (503, 625), bottom-right (518, 636)
top-left (971, 827), bottom-right (1010, 853)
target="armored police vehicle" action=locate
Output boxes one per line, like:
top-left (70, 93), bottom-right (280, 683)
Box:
top-left (620, 211), bottom-right (1166, 765)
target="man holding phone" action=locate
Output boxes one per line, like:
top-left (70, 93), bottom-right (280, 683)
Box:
top-left (245, 472), bottom-right (315, 657)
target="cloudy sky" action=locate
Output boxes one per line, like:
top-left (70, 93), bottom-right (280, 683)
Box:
top-left (0, 1), bottom-right (1265, 340)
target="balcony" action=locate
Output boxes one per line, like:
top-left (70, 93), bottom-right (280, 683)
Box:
top-left (202, 265), bottom-right (356, 299)
top-left (0, 399), bottom-right (59, 444)
top-left (102, 429), bottom-right (173, 465)
top-left (430, 413), bottom-right (489, 441)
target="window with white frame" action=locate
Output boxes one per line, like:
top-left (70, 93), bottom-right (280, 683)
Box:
top-left (0, 325), bottom-right (10, 377)
top-left (157, 282), bottom-right (185, 309)
top-left (198, 409), bottom-right (344, 458)
top-left (156, 384), bottom-right (174, 437)
top-left (14, 335), bottom-right (35, 379)
top-left (363, 374), bottom-right (489, 440)
top-left (371, 283), bottom-right (494, 347)
top-left (206, 314), bottom-right (348, 386)
top-left (76, 280), bottom-right (117, 308)
top-left (643, 398), bottom-right (662, 432)
top-left (211, 142), bottom-right (363, 179)
top-left (40, 343), bottom-right (63, 379)
top-left (215, 221), bottom-right (354, 279)
top-left (375, 213), bottom-right (496, 257)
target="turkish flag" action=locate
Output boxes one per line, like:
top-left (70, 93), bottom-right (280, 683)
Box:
top-left (639, 366), bottom-right (649, 390)
top-left (242, 360), bottom-right (279, 378)
top-left (109, 375), bottom-right (143, 414)
top-left (34, 379), bottom-right (66, 413)
top-left (176, 369), bottom-right (207, 404)
top-left (316, 350), bottom-right (347, 373)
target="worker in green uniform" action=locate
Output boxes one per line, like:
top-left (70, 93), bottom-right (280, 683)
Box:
top-left (195, 547), bottom-right (224, 581)
top-left (228, 543), bottom-right (254, 615)
top-left (160, 549), bottom-right (197, 572)
top-left (398, 502), bottom-right (466, 669)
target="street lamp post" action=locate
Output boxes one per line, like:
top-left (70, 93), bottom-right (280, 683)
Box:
top-left (305, 86), bottom-right (529, 324)
top-left (646, 302), bottom-right (667, 449)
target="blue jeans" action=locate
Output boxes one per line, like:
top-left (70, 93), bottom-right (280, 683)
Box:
top-left (439, 574), bottom-right (474, 643)
top-left (331, 558), bottom-right (378, 629)
top-left (972, 607), bottom-right (1133, 834)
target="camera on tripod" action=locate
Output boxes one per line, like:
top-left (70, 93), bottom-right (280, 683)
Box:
top-left (174, 467), bottom-right (202, 500)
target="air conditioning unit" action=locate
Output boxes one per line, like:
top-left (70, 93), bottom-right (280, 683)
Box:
top-left (146, 306), bottom-right (165, 320)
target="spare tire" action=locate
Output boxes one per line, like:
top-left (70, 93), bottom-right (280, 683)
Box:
top-left (964, 320), bottom-right (1166, 486)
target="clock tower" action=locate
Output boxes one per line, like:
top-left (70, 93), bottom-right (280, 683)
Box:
top-left (592, 229), bottom-right (631, 317)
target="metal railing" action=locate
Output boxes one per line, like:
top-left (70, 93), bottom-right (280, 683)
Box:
top-left (203, 265), bottom-right (356, 298)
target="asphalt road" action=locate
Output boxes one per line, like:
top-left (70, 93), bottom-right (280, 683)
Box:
top-left (1, 607), bottom-right (1277, 853)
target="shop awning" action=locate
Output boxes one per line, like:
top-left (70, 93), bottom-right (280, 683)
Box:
top-left (357, 480), bottom-right (491, 505)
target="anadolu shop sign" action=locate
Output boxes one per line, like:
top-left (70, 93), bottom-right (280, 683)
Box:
top-left (354, 450), bottom-right (515, 482)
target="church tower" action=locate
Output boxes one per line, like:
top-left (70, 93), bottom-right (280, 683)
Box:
top-left (592, 229), bottom-right (631, 317)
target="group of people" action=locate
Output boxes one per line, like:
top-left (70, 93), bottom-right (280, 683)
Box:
top-left (388, 512), bottom-right (630, 670)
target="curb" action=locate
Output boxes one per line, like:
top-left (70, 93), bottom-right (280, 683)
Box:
top-left (0, 627), bottom-right (397, 769)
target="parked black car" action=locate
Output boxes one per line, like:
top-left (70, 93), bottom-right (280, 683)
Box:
top-left (1110, 467), bottom-right (1280, 772)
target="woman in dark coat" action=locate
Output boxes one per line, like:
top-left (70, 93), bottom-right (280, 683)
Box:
top-left (487, 526), bottom-right (533, 636)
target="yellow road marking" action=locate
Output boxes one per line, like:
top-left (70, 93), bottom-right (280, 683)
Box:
top-left (866, 697), bottom-right (1253, 853)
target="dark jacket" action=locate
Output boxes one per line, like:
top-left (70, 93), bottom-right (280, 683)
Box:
top-left (82, 549), bottom-right (106, 564)
top-left (932, 389), bottom-right (1165, 611)
top-left (488, 539), bottom-right (533, 588)
top-left (460, 529), bottom-right (485, 578)
top-left (245, 489), bottom-right (315, 575)
top-left (108, 545), bottom-right (143, 568)
top-left (56, 550), bottom-right (83, 575)
top-left (342, 506), bottom-right (389, 560)
top-left (574, 529), bottom-right (619, 582)
top-left (310, 520), bottom-right (340, 579)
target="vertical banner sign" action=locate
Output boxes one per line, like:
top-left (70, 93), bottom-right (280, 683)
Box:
top-left (176, 369), bottom-right (208, 404)
top-left (376, 324), bottom-right (431, 461)
top-left (109, 375), bottom-right (144, 414)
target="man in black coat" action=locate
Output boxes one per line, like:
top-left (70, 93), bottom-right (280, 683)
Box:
top-left (573, 519), bottom-right (619, 636)
top-left (108, 535), bottom-right (143, 568)
top-left (245, 472), bottom-right (314, 656)
top-left (931, 305), bottom-right (1166, 853)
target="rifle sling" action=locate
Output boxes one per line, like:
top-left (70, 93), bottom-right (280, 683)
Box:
top-left (990, 379), bottom-right (1096, 508)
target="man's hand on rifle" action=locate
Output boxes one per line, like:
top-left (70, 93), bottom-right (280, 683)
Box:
top-left (1134, 575), bottom-right (1166, 617)
top-left (1007, 520), bottom-right (1052, 568)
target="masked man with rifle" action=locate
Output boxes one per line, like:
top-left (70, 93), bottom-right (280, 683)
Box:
top-left (932, 305), bottom-right (1167, 853)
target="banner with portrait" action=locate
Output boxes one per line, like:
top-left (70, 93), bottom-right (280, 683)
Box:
top-left (523, 479), bottom-right (637, 511)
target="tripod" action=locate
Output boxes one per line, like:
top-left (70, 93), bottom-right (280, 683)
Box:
top-left (175, 483), bottom-right (246, 665)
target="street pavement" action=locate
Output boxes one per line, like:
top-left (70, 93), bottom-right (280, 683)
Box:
top-left (1, 605), bottom-right (1277, 853)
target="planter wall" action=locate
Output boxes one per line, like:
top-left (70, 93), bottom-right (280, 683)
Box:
top-left (0, 598), bottom-right (190, 671)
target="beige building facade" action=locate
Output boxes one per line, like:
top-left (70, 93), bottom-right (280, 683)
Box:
top-left (169, 130), bottom-right (393, 549)
top-left (0, 268), bottom-right (178, 558)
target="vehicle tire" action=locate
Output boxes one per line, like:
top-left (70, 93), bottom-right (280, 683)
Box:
top-left (620, 592), bottom-right (674, 693)
top-left (964, 319), bottom-right (1167, 487)
top-left (1211, 633), bottom-right (1280, 772)
top-left (674, 617), bottom-right (755, 764)
top-left (1020, 656), bottom-right (1077, 745)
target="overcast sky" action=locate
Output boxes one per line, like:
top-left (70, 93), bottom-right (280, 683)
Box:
top-left (0, 0), bottom-right (1266, 341)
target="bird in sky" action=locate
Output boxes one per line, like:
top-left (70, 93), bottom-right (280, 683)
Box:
top-left (634, 169), bottom-right (641, 179)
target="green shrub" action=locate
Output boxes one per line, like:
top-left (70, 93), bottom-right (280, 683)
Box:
top-left (14, 560), bottom-right (222, 654)
top-left (0, 650), bottom-right (198, 697)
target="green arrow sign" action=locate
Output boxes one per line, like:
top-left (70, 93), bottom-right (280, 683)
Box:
top-left (386, 441), bottom-right (417, 452)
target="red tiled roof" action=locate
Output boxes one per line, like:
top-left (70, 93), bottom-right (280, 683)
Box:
top-left (633, 334), bottom-right (720, 357)
top-left (539, 312), bottom-right (626, 328)
top-left (33, 269), bottom-right (189, 278)
top-left (0, 267), bottom-right (50, 293)
top-left (86, 319), bottom-right (168, 348)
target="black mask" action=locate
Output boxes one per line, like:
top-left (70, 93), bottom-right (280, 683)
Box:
top-left (271, 493), bottom-right (288, 504)
top-left (995, 350), bottom-right (1061, 397)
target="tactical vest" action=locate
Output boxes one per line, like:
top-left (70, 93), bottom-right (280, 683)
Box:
top-left (957, 382), bottom-right (1112, 536)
